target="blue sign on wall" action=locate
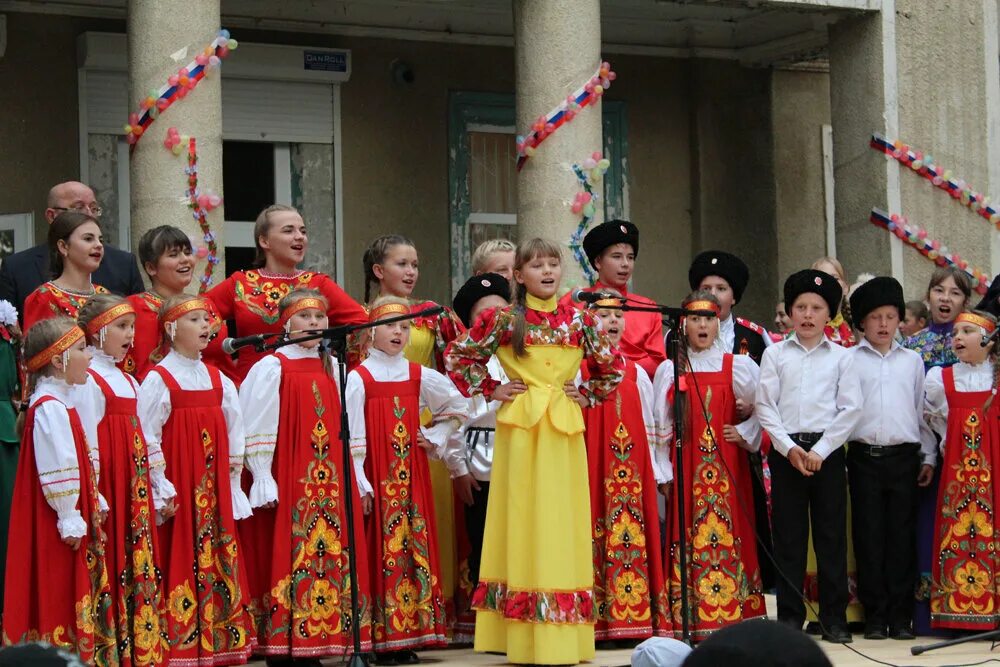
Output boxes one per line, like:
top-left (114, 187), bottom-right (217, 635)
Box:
top-left (304, 50), bottom-right (348, 73)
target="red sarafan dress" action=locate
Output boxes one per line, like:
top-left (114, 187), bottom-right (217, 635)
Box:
top-left (399, 300), bottom-right (470, 642)
top-left (22, 282), bottom-right (109, 330)
top-left (654, 351), bottom-right (766, 641)
top-left (121, 291), bottom-right (238, 384)
top-left (139, 353), bottom-right (254, 666)
top-left (206, 269), bottom-right (366, 382)
top-left (583, 359), bottom-right (670, 640)
top-left (238, 345), bottom-right (373, 657)
top-left (2, 378), bottom-right (118, 665)
top-left (80, 354), bottom-right (169, 666)
top-left (346, 349), bottom-right (467, 651)
top-left (928, 364), bottom-right (1000, 630)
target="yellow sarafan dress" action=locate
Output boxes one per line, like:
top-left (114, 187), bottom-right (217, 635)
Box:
top-left (402, 300), bottom-right (469, 639)
top-left (446, 294), bottom-right (624, 665)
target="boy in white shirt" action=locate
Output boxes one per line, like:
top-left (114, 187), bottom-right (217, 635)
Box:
top-left (845, 277), bottom-right (936, 640)
top-left (756, 269), bottom-right (861, 643)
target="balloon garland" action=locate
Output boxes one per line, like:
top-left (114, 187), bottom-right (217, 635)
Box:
top-left (871, 133), bottom-right (1000, 229)
top-left (123, 29), bottom-right (238, 148)
top-left (869, 207), bottom-right (989, 294)
top-left (515, 61), bottom-right (616, 171)
top-left (567, 152), bottom-right (612, 283)
top-left (164, 129), bottom-right (222, 292)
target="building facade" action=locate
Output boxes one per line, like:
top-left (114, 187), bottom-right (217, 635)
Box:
top-left (0, 0), bottom-right (996, 324)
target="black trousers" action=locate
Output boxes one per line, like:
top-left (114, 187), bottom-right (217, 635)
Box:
top-left (769, 442), bottom-right (848, 629)
top-left (749, 451), bottom-right (776, 589)
top-left (464, 480), bottom-right (491, 588)
top-left (847, 443), bottom-right (920, 628)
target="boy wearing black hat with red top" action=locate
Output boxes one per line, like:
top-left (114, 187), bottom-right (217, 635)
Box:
top-left (846, 277), bottom-right (936, 640)
top-left (687, 250), bottom-right (772, 363)
top-left (755, 269), bottom-right (862, 643)
top-left (562, 220), bottom-right (665, 377)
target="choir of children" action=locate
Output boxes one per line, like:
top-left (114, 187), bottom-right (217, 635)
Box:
top-left (5, 208), bottom-right (1000, 667)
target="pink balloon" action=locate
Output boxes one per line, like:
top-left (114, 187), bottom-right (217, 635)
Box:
top-left (195, 54), bottom-right (208, 66)
top-left (168, 75), bottom-right (179, 87)
top-left (208, 194), bottom-right (222, 208)
top-left (196, 246), bottom-right (209, 259)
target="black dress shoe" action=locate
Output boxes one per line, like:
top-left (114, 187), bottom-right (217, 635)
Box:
top-left (863, 625), bottom-right (888, 640)
top-left (889, 624), bottom-right (916, 640)
top-left (822, 626), bottom-right (853, 643)
top-left (805, 621), bottom-right (822, 635)
top-left (778, 618), bottom-right (804, 632)
top-left (373, 653), bottom-right (398, 666)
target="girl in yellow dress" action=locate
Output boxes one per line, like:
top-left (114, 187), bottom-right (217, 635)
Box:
top-left (445, 238), bottom-right (624, 665)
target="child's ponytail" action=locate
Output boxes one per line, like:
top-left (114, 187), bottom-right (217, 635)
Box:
top-left (362, 235), bottom-right (414, 305)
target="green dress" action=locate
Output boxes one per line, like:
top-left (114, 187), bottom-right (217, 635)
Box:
top-left (0, 336), bottom-right (20, 611)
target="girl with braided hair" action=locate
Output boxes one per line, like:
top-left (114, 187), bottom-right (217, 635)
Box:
top-left (362, 234), bottom-right (470, 643)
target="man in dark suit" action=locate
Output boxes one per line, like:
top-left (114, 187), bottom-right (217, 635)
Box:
top-left (0, 181), bottom-right (144, 318)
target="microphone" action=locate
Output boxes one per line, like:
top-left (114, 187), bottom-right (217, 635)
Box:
top-left (571, 288), bottom-right (617, 304)
top-left (221, 333), bottom-right (270, 355)
top-left (413, 305), bottom-right (445, 318)
top-left (982, 327), bottom-right (1000, 348)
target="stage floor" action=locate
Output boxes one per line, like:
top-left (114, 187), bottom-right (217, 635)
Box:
top-left (250, 595), bottom-right (997, 666)
top-left (248, 632), bottom-right (996, 666)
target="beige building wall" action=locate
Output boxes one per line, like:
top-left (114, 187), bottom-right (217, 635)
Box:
top-left (771, 69), bottom-right (832, 295)
top-left (0, 12), bottom-right (835, 325)
top-left (894, 0), bottom-right (995, 301)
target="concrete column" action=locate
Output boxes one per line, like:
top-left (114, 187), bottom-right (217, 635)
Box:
top-left (514, 0), bottom-right (602, 290)
top-left (829, 8), bottom-right (897, 281)
top-left (128, 0), bottom-right (225, 282)
top-left (829, 0), bottom-right (1000, 297)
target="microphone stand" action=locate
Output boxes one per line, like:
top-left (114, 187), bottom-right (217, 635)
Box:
top-left (258, 306), bottom-right (442, 667)
top-left (616, 301), bottom-right (701, 645)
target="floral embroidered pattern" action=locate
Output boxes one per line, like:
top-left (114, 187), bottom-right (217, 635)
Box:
top-left (931, 411), bottom-right (1000, 626)
top-left (166, 428), bottom-right (249, 656)
top-left (445, 303), bottom-right (623, 402)
top-left (258, 382), bottom-right (372, 647)
top-left (83, 435), bottom-right (118, 667)
top-left (36, 282), bottom-right (110, 320)
top-left (905, 325), bottom-right (956, 370)
top-left (670, 384), bottom-right (764, 638)
top-left (233, 270), bottom-right (316, 325)
top-left (592, 412), bottom-right (658, 632)
top-left (470, 581), bottom-right (594, 624)
top-left (372, 397), bottom-right (445, 645)
top-left (119, 424), bottom-right (169, 665)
